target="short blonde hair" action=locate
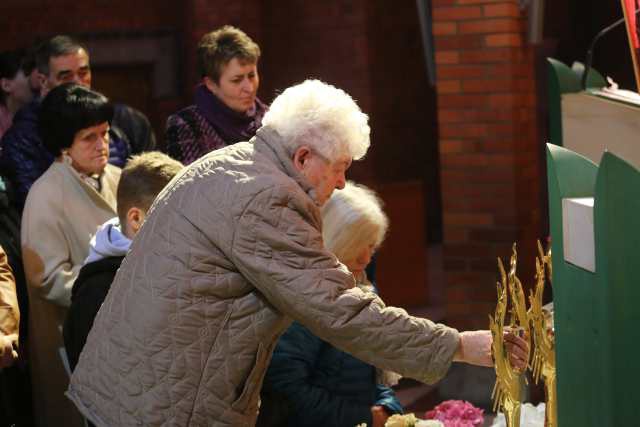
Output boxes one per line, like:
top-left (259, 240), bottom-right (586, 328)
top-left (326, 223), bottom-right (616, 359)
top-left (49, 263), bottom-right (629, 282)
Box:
top-left (197, 26), bottom-right (261, 82)
top-left (321, 182), bottom-right (388, 262)
top-left (262, 79), bottom-right (370, 162)
top-left (117, 152), bottom-right (184, 225)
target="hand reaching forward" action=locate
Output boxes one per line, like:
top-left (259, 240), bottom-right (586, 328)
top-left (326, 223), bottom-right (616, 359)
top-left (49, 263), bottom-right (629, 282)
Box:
top-left (0, 334), bottom-right (18, 369)
top-left (454, 330), bottom-right (529, 370)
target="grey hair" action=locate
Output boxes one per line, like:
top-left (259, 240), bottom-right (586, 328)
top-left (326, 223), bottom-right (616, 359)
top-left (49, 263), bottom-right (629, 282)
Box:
top-left (262, 79), bottom-right (370, 162)
top-left (35, 35), bottom-right (87, 76)
top-left (321, 181), bottom-right (388, 262)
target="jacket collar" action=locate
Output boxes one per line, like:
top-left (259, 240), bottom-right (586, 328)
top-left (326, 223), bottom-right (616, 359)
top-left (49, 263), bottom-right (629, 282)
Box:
top-left (253, 126), bottom-right (320, 205)
top-left (55, 159), bottom-right (117, 213)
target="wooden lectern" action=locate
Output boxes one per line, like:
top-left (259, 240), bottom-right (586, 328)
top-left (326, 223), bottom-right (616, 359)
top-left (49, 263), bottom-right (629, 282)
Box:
top-left (546, 144), bottom-right (640, 426)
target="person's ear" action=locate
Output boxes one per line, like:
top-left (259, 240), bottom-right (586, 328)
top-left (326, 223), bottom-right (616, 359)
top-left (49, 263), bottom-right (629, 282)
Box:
top-left (126, 207), bottom-right (146, 237)
top-left (37, 73), bottom-right (49, 95)
top-left (292, 146), bottom-right (312, 172)
top-left (203, 76), bottom-right (219, 94)
top-left (0, 78), bottom-right (11, 94)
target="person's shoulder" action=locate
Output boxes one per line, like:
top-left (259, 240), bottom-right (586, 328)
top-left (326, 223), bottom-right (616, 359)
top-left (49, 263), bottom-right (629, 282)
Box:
top-left (72, 257), bottom-right (123, 301)
top-left (30, 162), bottom-right (63, 190)
top-left (24, 163), bottom-right (63, 204)
top-left (167, 105), bottom-right (200, 127)
top-left (104, 163), bottom-right (122, 178)
top-left (113, 103), bottom-right (151, 125)
top-left (1, 106), bottom-right (39, 147)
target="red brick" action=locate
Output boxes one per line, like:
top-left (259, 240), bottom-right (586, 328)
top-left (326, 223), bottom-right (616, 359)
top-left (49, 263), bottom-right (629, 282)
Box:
top-left (447, 286), bottom-right (472, 302)
top-left (445, 244), bottom-right (496, 258)
top-left (433, 6), bottom-right (483, 21)
top-left (433, 0), bottom-right (458, 6)
top-left (433, 21), bottom-right (458, 35)
top-left (458, 0), bottom-right (514, 4)
top-left (461, 78), bottom-right (514, 93)
top-left (444, 227), bottom-right (469, 243)
top-left (459, 18), bottom-right (520, 34)
top-left (438, 138), bottom-right (477, 153)
top-left (440, 153), bottom-right (492, 168)
top-left (483, 3), bottom-right (521, 17)
top-left (437, 80), bottom-right (462, 94)
top-left (437, 93), bottom-right (489, 108)
top-left (440, 123), bottom-right (489, 138)
top-left (438, 110), bottom-right (492, 123)
top-left (439, 35), bottom-right (487, 50)
top-left (460, 48), bottom-right (513, 63)
top-left (435, 51), bottom-right (460, 64)
top-left (437, 64), bottom-right (487, 79)
top-left (488, 93), bottom-right (535, 108)
top-left (470, 228), bottom-right (519, 244)
top-left (485, 33), bottom-right (523, 47)
top-left (432, 22), bottom-right (458, 35)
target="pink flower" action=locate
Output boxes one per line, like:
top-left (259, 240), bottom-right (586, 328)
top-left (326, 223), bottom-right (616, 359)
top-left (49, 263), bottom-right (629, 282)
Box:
top-left (424, 400), bottom-right (484, 427)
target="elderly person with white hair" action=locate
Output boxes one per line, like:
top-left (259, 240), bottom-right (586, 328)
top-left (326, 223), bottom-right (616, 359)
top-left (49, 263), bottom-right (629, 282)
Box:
top-left (68, 79), bottom-right (528, 426)
top-left (259, 182), bottom-right (402, 427)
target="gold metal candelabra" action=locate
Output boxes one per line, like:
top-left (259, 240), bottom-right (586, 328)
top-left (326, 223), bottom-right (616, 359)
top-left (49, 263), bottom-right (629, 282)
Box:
top-left (490, 244), bottom-right (531, 427)
top-left (528, 241), bottom-right (556, 427)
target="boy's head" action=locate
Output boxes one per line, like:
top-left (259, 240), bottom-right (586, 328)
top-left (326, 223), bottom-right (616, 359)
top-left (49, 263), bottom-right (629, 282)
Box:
top-left (117, 152), bottom-right (183, 239)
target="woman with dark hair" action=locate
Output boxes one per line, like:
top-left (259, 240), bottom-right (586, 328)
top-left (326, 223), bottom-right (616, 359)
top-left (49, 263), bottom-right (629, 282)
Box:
top-left (165, 25), bottom-right (266, 164)
top-left (21, 83), bottom-right (119, 427)
top-left (0, 48), bottom-right (34, 139)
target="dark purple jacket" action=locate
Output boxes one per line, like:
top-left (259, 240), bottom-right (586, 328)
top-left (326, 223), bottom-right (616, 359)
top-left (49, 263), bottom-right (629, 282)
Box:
top-left (165, 85), bottom-right (266, 164)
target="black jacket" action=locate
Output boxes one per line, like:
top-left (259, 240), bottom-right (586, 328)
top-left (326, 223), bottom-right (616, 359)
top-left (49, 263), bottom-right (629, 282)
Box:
top-left (63, 256), bottom-right (124, 372)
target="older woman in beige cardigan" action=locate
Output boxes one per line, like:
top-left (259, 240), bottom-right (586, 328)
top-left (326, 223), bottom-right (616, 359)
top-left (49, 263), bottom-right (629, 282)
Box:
top-left (21, 83), bottom-right (120, 427)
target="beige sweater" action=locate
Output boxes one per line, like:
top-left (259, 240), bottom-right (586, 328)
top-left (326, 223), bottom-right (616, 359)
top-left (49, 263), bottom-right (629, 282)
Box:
top-left (22, 159), bottom-right (120, 427)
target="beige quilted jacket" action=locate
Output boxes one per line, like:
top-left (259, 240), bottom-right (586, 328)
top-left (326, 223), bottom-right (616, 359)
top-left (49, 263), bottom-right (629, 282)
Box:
top-left (67, 126), bottom-right (460, 426)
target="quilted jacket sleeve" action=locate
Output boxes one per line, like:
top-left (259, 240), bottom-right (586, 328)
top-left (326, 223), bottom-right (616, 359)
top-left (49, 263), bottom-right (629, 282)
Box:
top-left (231, 186), bottom-right (460, 385)
top-left (263, 322), bottom-right (375, 427)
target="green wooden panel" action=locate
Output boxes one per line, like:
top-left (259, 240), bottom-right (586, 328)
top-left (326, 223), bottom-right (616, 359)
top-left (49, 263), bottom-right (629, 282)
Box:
top-left (547, 58), bottom-right (582, 94)
top-left (571, 61), bottom-right (607, 89)
top-left (547, 58), bottom-right (582, 147)
top-left (594, 152), bottom-right (640, 425)
top-left (546, 144), bottom-right (601, 426)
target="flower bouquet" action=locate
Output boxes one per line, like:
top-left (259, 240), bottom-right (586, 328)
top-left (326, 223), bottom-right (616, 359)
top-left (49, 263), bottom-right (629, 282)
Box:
top-left (424, 400), bottom-right (484, 427)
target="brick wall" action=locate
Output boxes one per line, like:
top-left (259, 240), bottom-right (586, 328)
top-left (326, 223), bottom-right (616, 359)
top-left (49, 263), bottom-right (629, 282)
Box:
top-left (1, 1), bottom-right (543, 323)
top-left (0, 0), bottom-right (178, 50)
top-left (433, 0), bottom-right (542, 330)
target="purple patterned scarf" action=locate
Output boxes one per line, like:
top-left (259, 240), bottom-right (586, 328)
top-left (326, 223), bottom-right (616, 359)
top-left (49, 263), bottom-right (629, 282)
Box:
top-left (194, 84), bottom-right (267, 145)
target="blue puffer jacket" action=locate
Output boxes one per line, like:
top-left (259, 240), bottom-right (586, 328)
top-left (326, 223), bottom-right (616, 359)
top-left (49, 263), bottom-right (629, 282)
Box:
top-left (0, 99), bottom-right (53, 211)
top-left (260, 319), bottom-right (403, 427)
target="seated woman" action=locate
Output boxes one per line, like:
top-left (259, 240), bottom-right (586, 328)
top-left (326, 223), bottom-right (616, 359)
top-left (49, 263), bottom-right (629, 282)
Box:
top-left (259, 182), bottom-right (402, 427)
top-left (165, 25), bottom-right (266, 164)
top-left (21, 83), bottom-right (119, 427)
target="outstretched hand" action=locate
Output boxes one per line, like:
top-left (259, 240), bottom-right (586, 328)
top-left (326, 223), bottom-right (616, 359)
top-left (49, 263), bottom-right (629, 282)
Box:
top-left (454, 330), bottom-right (493, 367)
top-left (503, 331), bottom-right (529, 371)
top-left (454, 330), bottom-right (529, 370)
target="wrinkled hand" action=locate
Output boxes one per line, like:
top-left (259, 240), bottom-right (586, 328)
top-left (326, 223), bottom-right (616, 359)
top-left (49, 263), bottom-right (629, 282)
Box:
top-left (503, 331), bottom-right (529, 372)
top-left (454, 330), bottom-right (493, 367)
top-left (371, 405), bottom-right (389, 427)
top-left (0, 334), bottom-right (18, 369)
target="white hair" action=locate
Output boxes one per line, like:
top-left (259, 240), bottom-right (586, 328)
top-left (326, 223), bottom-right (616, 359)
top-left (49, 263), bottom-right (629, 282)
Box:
top-left (262, 79), bottom-right (370, 161)
top-left (321, 181), bottom-right (388, 262)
